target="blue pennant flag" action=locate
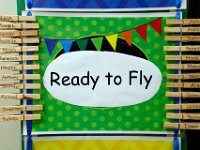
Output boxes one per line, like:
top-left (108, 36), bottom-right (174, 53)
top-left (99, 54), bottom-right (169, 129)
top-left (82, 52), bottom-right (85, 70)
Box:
top-left (60, 40), bottom-right (73, 53)
top-left (45, 39), bottom-right (58, 55)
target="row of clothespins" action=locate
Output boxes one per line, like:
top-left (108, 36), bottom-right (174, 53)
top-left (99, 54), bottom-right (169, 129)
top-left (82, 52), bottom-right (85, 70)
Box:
top-left (164, 18), bottom-right (200, 130)
top-left (0, 16), bottom-right (42, 121)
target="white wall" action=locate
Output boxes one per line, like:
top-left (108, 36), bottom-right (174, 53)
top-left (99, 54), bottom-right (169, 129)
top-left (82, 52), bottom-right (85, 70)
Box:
top-left (0, 1), bottom-right (21, 150)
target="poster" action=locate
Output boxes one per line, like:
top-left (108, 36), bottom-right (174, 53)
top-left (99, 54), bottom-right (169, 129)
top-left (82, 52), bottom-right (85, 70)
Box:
top-left (21, 12), bottom-right (176, 135)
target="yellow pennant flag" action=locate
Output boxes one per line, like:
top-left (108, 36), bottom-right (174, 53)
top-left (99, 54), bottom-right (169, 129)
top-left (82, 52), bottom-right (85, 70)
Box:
top-left (105, 34), bottom-right (118, 51)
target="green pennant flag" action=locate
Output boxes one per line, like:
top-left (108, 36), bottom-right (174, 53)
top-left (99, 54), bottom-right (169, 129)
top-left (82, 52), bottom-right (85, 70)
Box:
top-left (91, 37), bottom-right (103, 51)
top-left (76, 39), bottom-right (89, 50)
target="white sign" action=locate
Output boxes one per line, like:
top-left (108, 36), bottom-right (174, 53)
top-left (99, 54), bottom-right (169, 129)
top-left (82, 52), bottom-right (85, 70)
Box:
top-left (43, 51), bottom-right (162, 107)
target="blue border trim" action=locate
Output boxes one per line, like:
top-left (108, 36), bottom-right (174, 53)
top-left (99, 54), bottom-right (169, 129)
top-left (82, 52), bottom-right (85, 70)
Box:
top-left (173, 0), bottom-right (181, 149)
top-left (26, 1), bottom-right (33, 149)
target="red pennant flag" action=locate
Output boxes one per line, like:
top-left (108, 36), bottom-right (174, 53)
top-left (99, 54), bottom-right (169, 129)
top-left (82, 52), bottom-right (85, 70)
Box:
top-left (135, 24), bottom-right (147, 41)
top-left (150, 18), bottom-right (162, 35)
top-left (121, 30), bottom-right (132, 46)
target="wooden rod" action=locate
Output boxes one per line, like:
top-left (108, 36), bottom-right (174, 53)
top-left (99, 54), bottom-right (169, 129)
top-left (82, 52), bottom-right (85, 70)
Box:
top-left (0, 46), bottom-right (39, 53)
top-left (165, 36), bottom-right (200, 42)
top-left (0, 105), bottom-right (43, 112)
top-left (166, 92), bottom-right (200, 98)
top-left (164, 122), bottom-right (200, 130)
top-left (167, 64), bottom-right (200, 70)
top-left (167, 19), bottom-right (200, 25)
top-left (0, 30), bottom-right (38, 37)
top-left (0, 38), bottom-right (40, 44)
top-left (0, 83), bottom-right (40, 89)
top-left (0, 64), bottom-right (39, 71)
top-left (0, 74), bottom-right (40, 80)
top-left (0, 16), bottom-right (36, 22)
top-left (0, 22), bottom-right (39, 29)
top-left (167, 82), bottom-right (200, 88)
top-left (165, 104), bottom-right (200, 110)
top-left (167, 73), bottom-right (200, 80)
top-left (165, 27), bottom-right (200, 33)
top-left (167, 113), bottom-right (200, 120)
top-left (165, 55), bottom-right (200, 61)
top-left (0, 55), bottom-right (39, 62)
top-left (164, 46), bottom-right (200, 52)
top-left (0, 94), bottom-right (40, 100)
top-left (0, 114), bottom-right (41, 121)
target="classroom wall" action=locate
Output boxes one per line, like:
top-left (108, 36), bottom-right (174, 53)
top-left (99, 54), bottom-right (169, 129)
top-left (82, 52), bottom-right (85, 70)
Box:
top-left (0, 1), bottom-right (21, 150)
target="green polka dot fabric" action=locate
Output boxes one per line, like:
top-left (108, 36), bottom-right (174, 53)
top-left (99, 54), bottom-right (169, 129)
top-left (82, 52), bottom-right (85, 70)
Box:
top-left (32, 16), bottom-right (174, 133)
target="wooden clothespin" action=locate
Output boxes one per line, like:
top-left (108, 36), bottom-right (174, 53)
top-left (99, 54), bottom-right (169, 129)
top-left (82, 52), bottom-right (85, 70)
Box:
top-left (0, 105), bottom-right (43, 112)
top-left (0, 46), bottom-right (38, 53)
top-left (165, 104), bottom-right (200, 110)
top-left (0, 83), bottom-right (41, 90)
top-left (0, 37), bottom-right (39, 44)
top-left (165, 55), bottom-right (200, 61)
top-left (167, 113), bottom-right (200, 120)
top-left (164, 122), bottom-right (200, 130)
top-left (167, 64), bottom-right (200, 70)
top-left (167, 73), bottom-right (200, 80)
top-left (167, 19), bottom-right (200, 25)
top-left (166, 82), bottom-right (200, 88)
top-left (0, 114), bottom-right (41, 122)
top-left (0, 94), bottom-right (40, 100)
top-left (164, 46), bottom-right (200, 52)
top-left (166, 92), bottom-right (200, 98)
top-left (0, 74), bottom-right (40, 80)
top-left (0, 64), bottom-right (39, 71)
top-left (0, 16), bottom-right (36, 22)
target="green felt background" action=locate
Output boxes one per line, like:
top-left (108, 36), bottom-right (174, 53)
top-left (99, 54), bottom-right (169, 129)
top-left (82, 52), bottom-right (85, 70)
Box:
top-left (32, 16), bottom-right (174, 133)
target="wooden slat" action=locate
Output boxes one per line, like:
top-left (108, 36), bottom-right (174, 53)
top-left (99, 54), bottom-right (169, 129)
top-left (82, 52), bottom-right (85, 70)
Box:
top-left (0, 83), bottom-right (40, 89)
top-left (167, 113), bottom-right (200, 120)
top-left (0, 64), bottom-right (39, 71)
top-left (166, 92), bottom-right (200, 98)
top-left (165, 36), bottom-right (200, 42)
top-left (165, 104), bottom-right (200, 110)
top-left (165, 27), bottom-right (200, 33)
top-left (164, 46), bottom-right (200, 52)
top-left (0, 94), bottom-right (40, 100)
top-left (0, 16), bottom-right (36, 22)
top-left (164, 122), bottom-right (200, 130)
top-left (0, 46), bottom-right (38, 53)
top-left (0, 38), bottom-right (39, 44)
top-left (167, 19), bottom-right (200, 25)
top-left (0, 114), bottom-right (40, 121)
top-left (0, 55), bottom-right (39, 62)
top-left (167, 73), bottom-right (200, 80)
top-left (166, 55), bottom-right (200, 61)
top-left (0, 105), bottom-right (42, 112)
top-left (167, 64), bottom-right (200, 70)
top-left (167, 82), bottom-right (200, 88)
top-left (0, 22), bottom-right (39, 29)
top-left (0, 74), bottom-right (40, 80)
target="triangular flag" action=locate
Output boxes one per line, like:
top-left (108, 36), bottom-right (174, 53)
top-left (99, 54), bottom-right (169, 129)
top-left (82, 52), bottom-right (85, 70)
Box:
top-left (135, 24), bottom-right (147, 41)
top-left (150, 18), bottom-right (162, 35)
top-left (45, 39), bottom-right (58, 55)
top-left (91, 37), bottom-right (103, 50)
top-left (60, 40), bottom-right (73, 53)
top-left (121, 30), bottom-right (133, 46)
top-left (105, 34), bottom-right (118, 51)
top-left (76, 39), bottom-right (89, 50)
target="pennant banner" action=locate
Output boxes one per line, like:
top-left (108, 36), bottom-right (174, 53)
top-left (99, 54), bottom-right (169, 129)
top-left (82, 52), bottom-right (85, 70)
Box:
top-left (76, 39), bottom-right (89, 50)
top-left (60, 40), bottom-right (73, 53)
top-left (44, 18), bottom-right (162, 55)
top-left (121, 30), bottom-right (133, 46)
top-left (105, 34), bottom-right (118, 51)
top-left (135, 24), bottom-right (147, 41)
top-left (150, 18), bottom-right (162, 35)
top-left (45, 39), bottom-right (58, 55)
top-left (91, 37), bottom-right (103, 51)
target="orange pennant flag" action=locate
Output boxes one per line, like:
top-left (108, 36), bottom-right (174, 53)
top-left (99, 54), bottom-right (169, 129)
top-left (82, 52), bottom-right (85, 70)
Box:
top-left (121, 30), bottom-right (133, 46)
